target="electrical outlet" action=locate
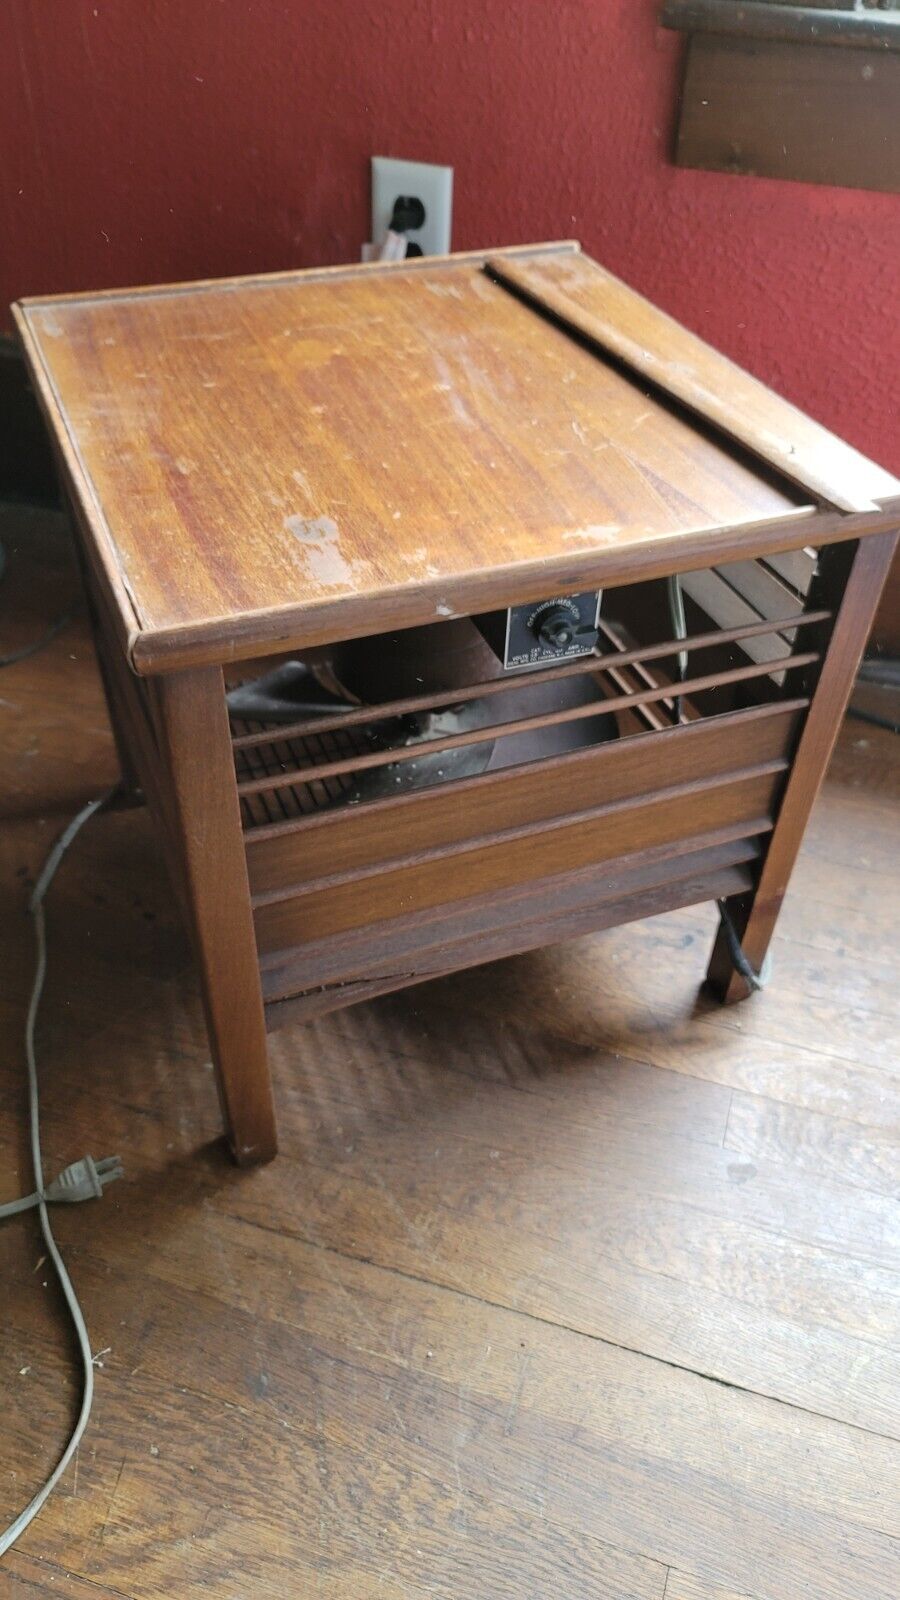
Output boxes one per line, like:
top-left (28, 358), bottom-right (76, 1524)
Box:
top-left (371, 157), bottom-right (453, 257)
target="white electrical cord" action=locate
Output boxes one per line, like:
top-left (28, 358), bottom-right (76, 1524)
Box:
top-left (666, 573), bottom-right (688, 723)
top-left (0, 788), bottom-right (122, 1557)
top-left (715, 898), bottom-right (772, 992)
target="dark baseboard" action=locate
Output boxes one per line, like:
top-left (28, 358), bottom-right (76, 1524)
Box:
top-left (0, 334), bottom-right (60, 508)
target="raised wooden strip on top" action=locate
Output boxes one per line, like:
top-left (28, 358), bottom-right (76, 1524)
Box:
top-left (15, 245), bottom-right (816, 671)
top-left (485, 251), bottom-right (898, 516)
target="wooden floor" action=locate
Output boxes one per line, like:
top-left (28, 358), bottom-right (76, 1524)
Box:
top-left (1, 507), bottom-right (898, 1600)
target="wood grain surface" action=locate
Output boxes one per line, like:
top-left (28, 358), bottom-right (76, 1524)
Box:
top-left (250, 765), bottom-right (784, 953)
top-left (485, 251), bottom-right (897, 514)
top-left (243, 703), bottom-right (800, 892)
top-left (674, 33), bottom-right (900, 196)
top-left (11, 243), bottom-right (848, 675)
top-left (1, 506), bottom-right (898, 1598)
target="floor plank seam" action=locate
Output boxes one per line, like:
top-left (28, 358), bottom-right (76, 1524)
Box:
top-left (229, 1161), bottom-right (900, 1338)
top-left (232, 1210), bottom-right (900, 1444)
top-left (671, 1195), bottom-right (898, 1272)
top-left (10, 1550), bottom-right (137, 1600)
top-left (705, 1008), bottom-right (899, 1075)
top-left (721, 1086), bottom-right (735, 1149)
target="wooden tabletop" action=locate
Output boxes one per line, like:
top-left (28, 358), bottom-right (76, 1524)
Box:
top-left (15, 242), bottom-right (898, 674)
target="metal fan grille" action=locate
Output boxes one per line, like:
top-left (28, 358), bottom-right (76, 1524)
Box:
top-left (233, 719), bottom-right (372, 829)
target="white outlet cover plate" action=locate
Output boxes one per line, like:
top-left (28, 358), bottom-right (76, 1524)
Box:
top-left (371, 157), bottom-right (453, 257)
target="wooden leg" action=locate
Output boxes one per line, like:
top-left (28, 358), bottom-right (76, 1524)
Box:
top-left (91, 620), bottom-right (143, 797)
top-left (706, 529), bottom-right (899, 1002)
top-left (66, 503), bottom-right (142, 796)
top-left (153, 666), bottom-right (277, 1164)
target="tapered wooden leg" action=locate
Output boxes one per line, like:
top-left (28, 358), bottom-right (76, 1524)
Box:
top-left (706, 529), bottom-right (898, 1002)
top-left (153, 666), bottom-right (277, 1163)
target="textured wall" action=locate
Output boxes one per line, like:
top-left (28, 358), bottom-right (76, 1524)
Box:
top-left (2, 0), bottom-right (898, 478)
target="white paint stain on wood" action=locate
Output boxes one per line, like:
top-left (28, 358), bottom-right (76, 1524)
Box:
top-left (432, 352), bottom-right (475, 427)
top-left (285, 513), bottom-right (359, 587)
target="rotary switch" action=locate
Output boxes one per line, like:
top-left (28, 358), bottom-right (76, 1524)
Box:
top-left (473, 590), bottom-right (602, 669)
top-left (534, 604), bottom-right (578, 651)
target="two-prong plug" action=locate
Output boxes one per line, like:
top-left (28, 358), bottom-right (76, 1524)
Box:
top-left (0, 1155), bottom-right (123, 1219)
top-left (44, 1155), bottom-right (123, 1203)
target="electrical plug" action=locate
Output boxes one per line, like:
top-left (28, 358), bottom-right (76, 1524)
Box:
top-left (44, 1155), bottom-right (123, 1204)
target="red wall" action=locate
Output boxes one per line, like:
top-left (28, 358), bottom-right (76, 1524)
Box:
top-left (2, 0), bottom-right (898, 475)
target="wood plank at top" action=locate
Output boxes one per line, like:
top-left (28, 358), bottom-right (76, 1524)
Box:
top-left (485, 251), bottom-right (898, 515)
top-left (15, 246), bottom-right (826, 672)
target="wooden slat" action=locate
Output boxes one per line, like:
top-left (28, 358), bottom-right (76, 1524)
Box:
top-left (485, 251), bottom-right (897, 514)
top-left (230, 608), bottom-right (828, 752)
top-left (265, 862), bottom-right (757, 1027)
top-left (595, 617), bottom-right (698, 727)
top-left (764, 545), bottom-right (817, 596)
top-left (596, 663), bottom-right (673, 730)
top-left (679, 570), bottom-right (794, 670)
top-left (252, 764), bottom-right (785, 953)
top-left (715, 558), bottom-right (808, 625)
top-left (678, 558), bottom-right (828, 693)
top-left (245, 701), bottom-right (802, 894)
top-left (237, 653), bottom-right (816, 798)
top-left (260, 830), bottom-right (765, 1003)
